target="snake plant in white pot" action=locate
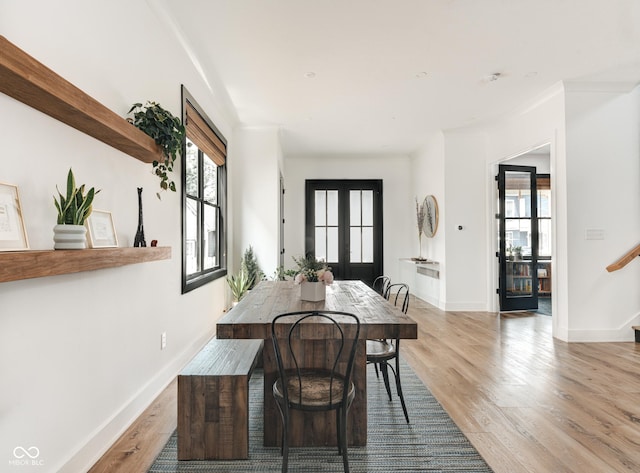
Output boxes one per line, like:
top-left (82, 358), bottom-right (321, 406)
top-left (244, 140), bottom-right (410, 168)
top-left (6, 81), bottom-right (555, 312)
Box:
top-left (53, 168), bottom-right (100, 249)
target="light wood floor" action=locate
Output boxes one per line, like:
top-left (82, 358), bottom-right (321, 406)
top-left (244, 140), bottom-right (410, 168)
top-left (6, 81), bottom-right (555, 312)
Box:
top-left (89, 298), bottom-right (640, 473)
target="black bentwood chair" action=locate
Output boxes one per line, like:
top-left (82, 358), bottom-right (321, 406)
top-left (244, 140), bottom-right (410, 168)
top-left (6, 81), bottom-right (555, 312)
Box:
top-left (271, 310), bottom-right (361, 473)
top-left (372, 275), bottom-right (391, 297)
top-left (366, 283), bottom-right (410, 423)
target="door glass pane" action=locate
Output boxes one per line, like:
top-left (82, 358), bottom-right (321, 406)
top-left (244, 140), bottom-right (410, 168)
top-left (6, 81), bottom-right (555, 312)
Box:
top-left (315, 227), bottom-right (327, 261)
top-left (203, 154), bottom-right (217, 204)
top-left (362, 227), bottom-right (373, 262)
top-left (327, 227), bottom-right (338, 263)
top-left (506, 218), bottom-right (532, 258)
top-left (203, 204), bottom-right (217, 269)
top-left (505, 171), bottom-right (532, 218)
top-left (315, 191), bottom-right (326, 226)
top-left (327, 190), bottom-right (338, 226)
top-left (350, 191), bottom-right (361, 226)
top-left (506, 261), bottom-right (533, 297)
top-left (350, 227), bottom-right (361, 263)
top-left (186, 197), bottom-right (199, 274)
top-left (362, 190), bottom-right (373, 226)
top-left (185, 139), bottom-right (198, 197)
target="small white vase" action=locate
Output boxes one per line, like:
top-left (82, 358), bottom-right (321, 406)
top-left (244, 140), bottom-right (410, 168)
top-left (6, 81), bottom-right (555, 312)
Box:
top-left (53, 224), bottom-right (87, 250)
top-left (300, 281), bottom-right (326, 302)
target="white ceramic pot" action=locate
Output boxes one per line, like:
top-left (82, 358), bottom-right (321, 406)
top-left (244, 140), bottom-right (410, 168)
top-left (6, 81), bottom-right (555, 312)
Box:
top-left (53, 224), bottom-right (87, 249)
top-left (300, 281), bottom-right (326, 302)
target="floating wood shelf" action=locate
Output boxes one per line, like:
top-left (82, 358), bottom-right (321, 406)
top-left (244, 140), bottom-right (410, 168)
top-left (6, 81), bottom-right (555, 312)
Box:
top-left (0, 35), bottom-right (163, 164)
top-left (0, 247), bottom-right (171, 283)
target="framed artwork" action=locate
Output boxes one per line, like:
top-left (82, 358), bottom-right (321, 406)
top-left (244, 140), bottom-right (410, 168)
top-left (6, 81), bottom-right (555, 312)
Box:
top-left (86, 210), bottom-right (118, 248)
top-left (0, 183), bottom-right (29, 251)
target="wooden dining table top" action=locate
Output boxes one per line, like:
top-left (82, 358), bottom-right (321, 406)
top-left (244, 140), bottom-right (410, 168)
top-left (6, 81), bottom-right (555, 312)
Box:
top-left (216, 279), bottom-right (418, 341)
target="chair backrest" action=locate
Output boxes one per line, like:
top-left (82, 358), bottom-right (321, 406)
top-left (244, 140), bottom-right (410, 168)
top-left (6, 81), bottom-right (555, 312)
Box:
top-left (271, 310), bottom-right (361, 406)
top-left (384, 283), bottom-right (410, 314)
top-left (372, 276), bottom-right (390, 296)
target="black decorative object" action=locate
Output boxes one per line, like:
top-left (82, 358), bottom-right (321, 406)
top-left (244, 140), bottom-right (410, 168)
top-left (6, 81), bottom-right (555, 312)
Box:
top-left (134, 187), bottom-right (146, 247)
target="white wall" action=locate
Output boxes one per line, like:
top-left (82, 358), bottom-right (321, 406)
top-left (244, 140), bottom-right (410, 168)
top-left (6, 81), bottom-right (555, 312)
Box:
top-left (282, 154), bottom-right (413, 284)
top-left (410, 132), bottom-right (446, 307)
top-left (442, 130), bottom-right (490, 310)
top-left (230, 126), bottom-right (282, 278)
top-left (0, 1), bottom-right (236, 471)
top-left (563, 83), bottom-right (640, 341)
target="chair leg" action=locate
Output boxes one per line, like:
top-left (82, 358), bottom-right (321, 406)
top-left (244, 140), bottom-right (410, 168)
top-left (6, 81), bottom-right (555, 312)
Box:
top-left (340, 406), bottom-right (350, 473)
top-left (275, 401), bottom-right (289, 472)
top-left (336, 408), bottom-right (342, 455)
top-left (374, 361), bottom-right (380, 378)
top-left (379, 361), bottom-right (393, 401)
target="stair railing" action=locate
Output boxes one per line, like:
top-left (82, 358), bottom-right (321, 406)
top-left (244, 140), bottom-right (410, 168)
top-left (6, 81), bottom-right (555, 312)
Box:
top-left (606, 242), bottom-right (640, 272)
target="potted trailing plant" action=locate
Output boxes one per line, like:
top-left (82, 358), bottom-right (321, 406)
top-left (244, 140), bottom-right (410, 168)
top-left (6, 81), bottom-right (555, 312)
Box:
top-left (512, 246), bottom-right (523, 260)
top-left (292, 254), bottom-right (334, 301)
top-left (241, 246), bottom-right (264, 290)
top-left (53, 168), bottom-right (100, 249)
top-left (127, 101), bottom-right (185, 195)
top-left (227, 268), bottom-right (254, 305)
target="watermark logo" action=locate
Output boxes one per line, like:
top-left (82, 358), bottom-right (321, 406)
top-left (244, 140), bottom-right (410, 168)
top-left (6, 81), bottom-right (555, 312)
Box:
top-left (9, 446), bottom-right (44, 467)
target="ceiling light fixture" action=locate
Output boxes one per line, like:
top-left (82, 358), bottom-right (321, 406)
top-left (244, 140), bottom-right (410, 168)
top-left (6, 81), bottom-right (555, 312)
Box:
top-left (415, 71), bottom-right (428, 79)
top-left (487, 72), bottom-right (501, 82)
top-left (304, 71), bottom-right (316, 79)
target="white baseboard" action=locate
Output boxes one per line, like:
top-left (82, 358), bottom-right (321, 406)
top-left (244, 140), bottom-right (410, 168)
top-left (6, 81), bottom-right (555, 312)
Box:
top-left (56, 329), bottom-right (215, 473)
top-left (568, 312), bottom-right (640, 342)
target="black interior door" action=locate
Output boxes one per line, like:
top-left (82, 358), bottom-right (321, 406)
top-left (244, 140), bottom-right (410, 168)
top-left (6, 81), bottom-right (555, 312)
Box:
top-left (305, 180), bottom-right (383, 286)
top-left (498, 165), bottom-right (539, 311)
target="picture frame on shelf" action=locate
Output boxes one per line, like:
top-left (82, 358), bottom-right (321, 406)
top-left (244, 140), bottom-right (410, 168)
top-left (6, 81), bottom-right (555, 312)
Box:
top-left (0, 182), bottom-right (29, 251)
top-left (86, 210), bottom-right (118, 248)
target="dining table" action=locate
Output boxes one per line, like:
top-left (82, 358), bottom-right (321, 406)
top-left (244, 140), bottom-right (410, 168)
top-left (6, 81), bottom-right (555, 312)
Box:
top-left (216, 279), bottom-right (418, 447)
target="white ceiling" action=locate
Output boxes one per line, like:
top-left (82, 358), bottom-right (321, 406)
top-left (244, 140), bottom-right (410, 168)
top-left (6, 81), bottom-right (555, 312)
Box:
top-left (152, 0), bottom-right (640, 156)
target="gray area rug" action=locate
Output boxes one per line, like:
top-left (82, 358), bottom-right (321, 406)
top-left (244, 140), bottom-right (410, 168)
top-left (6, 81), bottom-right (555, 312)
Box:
top-left (149, 361), bottom-right (493, 472)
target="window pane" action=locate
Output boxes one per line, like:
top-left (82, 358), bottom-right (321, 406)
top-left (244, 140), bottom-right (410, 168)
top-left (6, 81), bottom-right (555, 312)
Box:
top-left (186, 197), bottom-right (199, 274)
top-left (185, 138), bottom-right (199, 197)
top-left (203, 204), bottom-right (217, 270)
top-left (350, 191), bottom-right (361, 226)
top-left (539, 219), bottom-right (552, 258)
top-left (362, 190), bottom-right (373, 226)
top-left (538, 189), bottom-right (551, 218)
top-left (350, 227), bottom-right (361, 263)
top-left (315, 191), bottom-right (326, 226)
top-left (203, 154), bottom-right (217, 204)
top-left (327, 227), bottom-right (338, 263)
top-left (362, 227), bottom-right (373, 262)
top-left (327, 190), bottom-right (338, 226)
top-left (315, 227), bottom-right (326, 261)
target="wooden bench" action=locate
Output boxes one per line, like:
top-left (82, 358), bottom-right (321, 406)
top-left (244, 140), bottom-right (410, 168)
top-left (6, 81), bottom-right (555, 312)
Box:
top-left (177, 338), bottom-right (263, 460)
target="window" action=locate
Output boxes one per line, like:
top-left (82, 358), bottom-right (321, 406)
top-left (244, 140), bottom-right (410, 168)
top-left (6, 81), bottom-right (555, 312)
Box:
top-left (181, 86), bottom-right (227, 293)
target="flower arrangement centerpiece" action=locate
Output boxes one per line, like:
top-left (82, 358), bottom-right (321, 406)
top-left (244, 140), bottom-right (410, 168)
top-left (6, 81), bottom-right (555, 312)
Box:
top-left (292, 254), bottom-right (333, 301)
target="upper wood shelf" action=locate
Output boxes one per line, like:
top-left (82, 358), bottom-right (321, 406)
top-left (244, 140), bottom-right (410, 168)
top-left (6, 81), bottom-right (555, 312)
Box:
top-left (0, 247), bottom-right (171, 283)
top-left (0, 35), bottom-right (163, 164)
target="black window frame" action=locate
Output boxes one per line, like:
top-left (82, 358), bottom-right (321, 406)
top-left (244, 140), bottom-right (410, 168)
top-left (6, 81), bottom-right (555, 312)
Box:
top-left (181, 85), bottom-right (227, 293)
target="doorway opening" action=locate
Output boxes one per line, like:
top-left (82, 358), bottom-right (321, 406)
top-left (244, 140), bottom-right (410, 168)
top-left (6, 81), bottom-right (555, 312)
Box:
top-left (496, 144), bottom-right (552, 316)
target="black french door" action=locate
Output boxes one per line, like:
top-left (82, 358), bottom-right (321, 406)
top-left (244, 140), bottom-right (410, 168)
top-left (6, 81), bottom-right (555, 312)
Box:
top-left (498, 165), bottom-right (539, 311)
top-left (305, 180), bottom-right (383, 286)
